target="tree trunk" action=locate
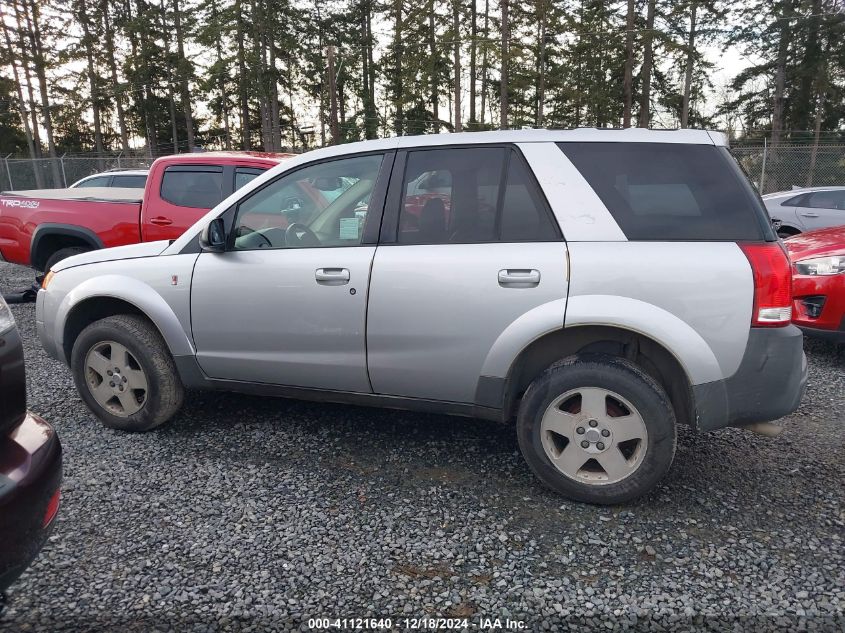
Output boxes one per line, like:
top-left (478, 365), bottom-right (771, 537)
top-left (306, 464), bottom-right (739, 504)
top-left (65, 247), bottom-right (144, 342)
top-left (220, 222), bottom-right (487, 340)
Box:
top-left (363, 1), bottom-right (377, 139)
top-left (638, 0), bottom-right (656, 128)
top-left (270, 39), bottom-right (281, 151)
top-left (806, 40), bottom-right (829, 187)
top-left (805, 88), bottom-right (825, 187)
top-left (770, 3), bottom-right (792, 148)
top-left (499, 0), bottom-right (508, 129)
top-left (469, 0), bottom-right (477, 125)
top-left (102, 0), bottom-right (130, 152)
top-left (0, 6), bottom-right (41, 186)
top-left (252, 0), bottom-right (271, 151)
top-left (236, 0), bottom-right (250, 149)
top-left (288, 59), bottom-right (297, 148)
top-left (327, 46), bottom-right (340, 143)
top-left (159, 0), bottom-right (180, 152)
top-left (12, 0), bottom-right (43, 161)
top-left (680, 2), bottom-right (697, 128)
top-left (78, 2), bottom-right (105, 165)
top-left (393, 0), bottom-right (403, 135)
top-left (361, 1), bottom-right (377, 139)
top-left (622, 0), bottom-right (635, 128)
top-left (453, 0), bottom-right (462, 132)
top-left (480, 0), bottom-right (489, 125)
top-left (173, 0), bottom-right (195, 151)
top-left (23, 0), bottom-right (61, 186)
top-left (429, 5), bottom-right (438, 132)
top-left (535, 0), bottom-right (546, 127)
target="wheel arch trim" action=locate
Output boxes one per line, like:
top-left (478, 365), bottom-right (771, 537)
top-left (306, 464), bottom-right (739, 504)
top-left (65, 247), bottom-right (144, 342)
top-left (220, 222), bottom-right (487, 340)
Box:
top-left (54, 275), bottom-right (194, 362)
top-left (479, 295), bottom-right (722, 389)
top-left (30, 223), bottom-right (104, 270)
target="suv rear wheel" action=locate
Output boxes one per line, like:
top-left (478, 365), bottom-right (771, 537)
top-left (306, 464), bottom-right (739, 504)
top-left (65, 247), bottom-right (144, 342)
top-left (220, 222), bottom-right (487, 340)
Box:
top-left (71, 314), bottom-right (184, 431)
top-left (517, 354), bottom-right (676, 505)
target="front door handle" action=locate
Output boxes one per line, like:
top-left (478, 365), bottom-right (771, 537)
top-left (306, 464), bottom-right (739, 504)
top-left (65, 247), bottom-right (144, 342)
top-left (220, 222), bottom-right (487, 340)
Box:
top-left (498, 269), bottom-right (541, 287)
top-left (799, 212), bottom-right (819, 218)
top-left (315, 268), bottom-right (350, 285)
top-left (150, 216), bottom-right (173, 226)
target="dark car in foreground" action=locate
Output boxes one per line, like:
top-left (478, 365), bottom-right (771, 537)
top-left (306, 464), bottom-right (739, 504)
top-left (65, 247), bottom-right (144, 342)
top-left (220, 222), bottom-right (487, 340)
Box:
top-left (785, 225), bottom-right (845, 342)
top-left (0, 294), bottom-right (61, 606)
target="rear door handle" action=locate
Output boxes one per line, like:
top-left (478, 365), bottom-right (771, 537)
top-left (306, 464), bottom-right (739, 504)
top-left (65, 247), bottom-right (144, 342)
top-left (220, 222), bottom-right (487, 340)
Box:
top-left (150, 216), bottom-right (173, 226)
top-left (498, 269), bottom-right (541, 287)
top-left (799, 212), bottom-right (819, 218)
top-left (315, 268), bottom-right (350, 285)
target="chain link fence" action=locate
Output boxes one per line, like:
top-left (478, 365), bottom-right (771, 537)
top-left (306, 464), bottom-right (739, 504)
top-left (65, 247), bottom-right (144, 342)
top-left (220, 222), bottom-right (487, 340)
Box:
top-left (3, 142), bottom-right (844, 195)
top-left (729, 144), bottom-right (845, 195)
top-left (1, 153), bottom-right (153, 191)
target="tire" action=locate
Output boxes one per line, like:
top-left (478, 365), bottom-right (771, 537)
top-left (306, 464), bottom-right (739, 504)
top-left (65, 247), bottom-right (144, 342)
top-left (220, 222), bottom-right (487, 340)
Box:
top-left (517, 354), bottom-right (676, 505)
top-left (44, 246), bottom-right (89, 272)
top-left (71, 314), bottom-right (184, 432)
top-left (777, 228), bottom-right (800, 240)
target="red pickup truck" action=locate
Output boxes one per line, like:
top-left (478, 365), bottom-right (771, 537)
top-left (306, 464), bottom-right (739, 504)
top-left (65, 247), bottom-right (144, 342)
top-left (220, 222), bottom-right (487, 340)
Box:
top-left (0, 151), bottom-right (291, 271)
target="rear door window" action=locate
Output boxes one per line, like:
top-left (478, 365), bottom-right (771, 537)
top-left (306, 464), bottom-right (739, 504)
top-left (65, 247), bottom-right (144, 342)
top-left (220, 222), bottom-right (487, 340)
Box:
top-left (558, 143), bottom-right (771, 241)
top-left (79, 175), bottom-right (110, 187)
top-left (803, 190), bottom-right (845, 210)
top-left (396, 147), bottom-right (559, 244)
top-left (160, 166), bottom-right (224, 208)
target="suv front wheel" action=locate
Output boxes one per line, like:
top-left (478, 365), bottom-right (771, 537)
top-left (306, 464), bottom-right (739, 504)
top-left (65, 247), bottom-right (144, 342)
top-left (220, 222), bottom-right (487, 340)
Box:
top-left (71, 314), bottom-right (184, 432)
top-left (517, 354), bottom-right (676, 505)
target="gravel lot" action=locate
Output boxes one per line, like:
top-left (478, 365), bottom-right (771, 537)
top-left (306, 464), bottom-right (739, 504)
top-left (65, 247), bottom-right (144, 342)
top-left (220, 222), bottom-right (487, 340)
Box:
top-left (1, 260), bottom-right (843, 632)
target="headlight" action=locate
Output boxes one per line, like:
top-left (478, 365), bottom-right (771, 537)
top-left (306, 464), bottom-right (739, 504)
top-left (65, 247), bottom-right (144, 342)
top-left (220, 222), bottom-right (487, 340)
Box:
top-left (794, 255), bottom-right (845, 276)
top-left (0, 295), bottom-right (15, 335)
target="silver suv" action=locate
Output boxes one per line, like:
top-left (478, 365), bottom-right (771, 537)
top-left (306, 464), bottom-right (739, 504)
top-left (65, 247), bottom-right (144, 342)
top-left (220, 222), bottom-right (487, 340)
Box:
top-left (37, 130), bottom-right (807, 504)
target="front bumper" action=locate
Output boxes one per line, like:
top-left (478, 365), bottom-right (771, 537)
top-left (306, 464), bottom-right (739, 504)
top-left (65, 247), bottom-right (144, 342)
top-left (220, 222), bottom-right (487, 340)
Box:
top-left (693, 325), bottom-right (807, 432)
top-left (0, 413), bottom-right (62, 593)
top-left (35, 288), bottom-right (62, 363)
top-left (792, 272), bottom-right (845, 335)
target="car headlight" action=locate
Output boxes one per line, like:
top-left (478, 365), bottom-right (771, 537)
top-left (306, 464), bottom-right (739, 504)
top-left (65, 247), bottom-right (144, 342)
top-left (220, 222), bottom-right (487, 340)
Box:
top-left (794, 255), bottom-right (845, 276)
top-left (0, 295), bottom-right (15, 335)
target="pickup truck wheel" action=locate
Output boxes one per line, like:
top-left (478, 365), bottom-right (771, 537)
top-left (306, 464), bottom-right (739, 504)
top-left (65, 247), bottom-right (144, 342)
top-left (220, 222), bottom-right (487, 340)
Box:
top-left (44, 246), bottom-right (89, 272)
top-left (71, 314), bottom-right (184, 432)
top-left (517, 354), bottom-right (676, 505)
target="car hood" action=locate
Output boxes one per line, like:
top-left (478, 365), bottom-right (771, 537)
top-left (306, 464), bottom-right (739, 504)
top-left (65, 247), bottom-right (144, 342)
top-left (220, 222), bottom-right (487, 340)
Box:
top-left (52, 240), bottom-right (172, 272)
top-left (784, 226), bottom-right (845, 261)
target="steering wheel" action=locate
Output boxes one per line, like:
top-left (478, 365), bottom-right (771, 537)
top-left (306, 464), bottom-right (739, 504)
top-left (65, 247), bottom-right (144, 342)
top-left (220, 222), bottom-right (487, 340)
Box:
top-left (285, 223), bottom-right (321, 247)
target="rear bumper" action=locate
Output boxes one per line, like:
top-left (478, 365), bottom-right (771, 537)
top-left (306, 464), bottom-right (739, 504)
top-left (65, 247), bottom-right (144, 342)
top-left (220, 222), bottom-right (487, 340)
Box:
top-left (0, 413), bottom-right (62, 593)
top-left (693, 325), bottom-right (807, 431)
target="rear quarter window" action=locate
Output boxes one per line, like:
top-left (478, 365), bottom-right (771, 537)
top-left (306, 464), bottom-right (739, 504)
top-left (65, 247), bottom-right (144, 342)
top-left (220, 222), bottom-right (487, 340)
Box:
top-left (112, 175), bottom-right (147, 188)
top-left (557, 142), bottom-right (772, 241)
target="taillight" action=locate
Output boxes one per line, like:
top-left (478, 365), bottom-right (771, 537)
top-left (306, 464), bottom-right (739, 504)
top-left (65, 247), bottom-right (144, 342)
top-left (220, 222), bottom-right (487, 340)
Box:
top-left (740, 242), bottom-right (792, 327)
top-left (43, 488), bottom-right (60, 528)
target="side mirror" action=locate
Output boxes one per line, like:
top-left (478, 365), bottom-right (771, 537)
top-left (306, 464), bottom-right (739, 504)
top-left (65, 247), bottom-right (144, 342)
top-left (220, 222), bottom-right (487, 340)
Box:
top-left (199, 218), bottom-right (226, 252)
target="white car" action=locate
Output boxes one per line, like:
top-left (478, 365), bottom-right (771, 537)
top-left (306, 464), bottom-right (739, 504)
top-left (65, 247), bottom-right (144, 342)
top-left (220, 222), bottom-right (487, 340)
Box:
top-left (69, 169), bottom-right (149, 189)
top-left (762, 186), bottom-right (845, 238)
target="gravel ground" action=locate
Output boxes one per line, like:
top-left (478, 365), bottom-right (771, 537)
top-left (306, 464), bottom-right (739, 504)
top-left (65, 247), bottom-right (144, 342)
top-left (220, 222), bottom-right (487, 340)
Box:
top-left (1, 260), bottom-right (843, 632)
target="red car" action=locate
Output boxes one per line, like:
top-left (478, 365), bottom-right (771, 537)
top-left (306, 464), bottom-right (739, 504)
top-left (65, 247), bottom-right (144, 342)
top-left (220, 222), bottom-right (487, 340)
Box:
top-left (785, 225), bottom-right (845, 342)
top-left (0, 295), bottom-right (62, 602)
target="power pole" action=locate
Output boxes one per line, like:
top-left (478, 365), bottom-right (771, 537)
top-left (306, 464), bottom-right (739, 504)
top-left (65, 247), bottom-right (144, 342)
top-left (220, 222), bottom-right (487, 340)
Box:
top-left (327, 46), bottom-right (340, 144)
